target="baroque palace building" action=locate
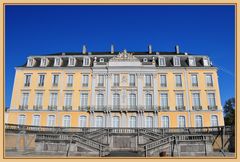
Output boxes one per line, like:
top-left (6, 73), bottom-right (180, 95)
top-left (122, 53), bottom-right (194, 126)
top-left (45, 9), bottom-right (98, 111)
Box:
top-left (6, 45), bottom-right (224, 128)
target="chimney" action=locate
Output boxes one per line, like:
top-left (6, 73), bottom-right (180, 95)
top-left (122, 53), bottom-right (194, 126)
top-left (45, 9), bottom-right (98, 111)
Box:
top-left (175, 45), bottom-right (180, 54)
top-left (148, 44), bottom-right (152, 54)
top-left (111, 44), bottom-right (114, 54)
top-left (82, 45), bottom-right (87, 54)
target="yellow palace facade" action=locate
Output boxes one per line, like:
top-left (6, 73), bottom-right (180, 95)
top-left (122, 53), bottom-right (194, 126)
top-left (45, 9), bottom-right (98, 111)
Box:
top-left (6, 45), bottom-right (224, 128)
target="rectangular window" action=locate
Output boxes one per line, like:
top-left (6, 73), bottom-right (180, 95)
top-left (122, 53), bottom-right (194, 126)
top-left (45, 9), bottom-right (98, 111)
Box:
top-left (82, 75), bottom-right (89, 87)
top-left (159, 57), bottom-right (166, 66)
top-left (129, 94), bottom-right (137, 109)
top-left (83, 57), bottom-right (90, 66)
top-left (18, 115), bottom-right (26, 125)
top-left (176, 93), bottom-right (184, 110)
top-left (203, 57), bottom-right (210, 66)
top-left (112, 93), bottom-right (120, 109)
top-left (68, 58), bottom-right (75, 66)
top-left (206, 74), bottom-right (213, 87)
top-left (129, 74), bottom-right (135, 87)
top-left (32, 115), bottom-right (40, 126)
top-left (113, 74), bottom-right (120, 86)
top-left (188, 57), bottom-right (196, 66)
top-left (21, 93), bottom-right (29, 107)
top-left (161, 116), bottom-right (169, 128)
top-left (160, 93), bottom-right (168, 109)
top-left (52, 74), bottom-right (59, 86)
top-left (63, 115), bottom-right (71, 127)
top-left (211, 115), bottom-right (218, 126)
top-left (35, 93), bottom-right (43, 107)
top-left (145, 94), bottom-right (152, 109)
top-left (54, 58), bottom-right (61, 66)
top-left (145, 74), bottom-right (151, 87)
top-left (47, 115), bottom-right (55, 126)
top-left (64, 93), bottom-right (72, 107)
top-left (80, 93), bottom-right (88, 108)
top-left (160, 75), bottom-right (167, 87)
top-left (208, 93), bottom-right (216, 109)
top-left (174, 57), bottom-right (181, 66)
top-left (175, 75), bottom-right (182, 87)
top-left (98, 75), bottom-right (104, 87)
top-left (67, 75), bottom-right (73, 87)
top-left (191, 74), bottom-right (198, 87)
top-left (24, 74), bottom-right (31, 87)
top-left (40, 58), bottom-right (47, 66)
top-left (49, 93), bottom-right (58, 107)
top-left (178, 116), bottom-right (186, 128)
top-left (192, 93), bottom-right (201, 110)
top-left (38, 75), bottom-right (45, 87)
top-left (97, 94), bottom-right (104, 109)
top-left (195, 115), bottom-right (203, 127)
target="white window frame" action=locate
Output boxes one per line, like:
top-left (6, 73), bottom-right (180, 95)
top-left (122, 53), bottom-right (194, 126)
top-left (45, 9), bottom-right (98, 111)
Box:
top-left (175, 74), bottom-right (182, 87)
top-left (129, 74), bottom-right (136, 86)
top-left (27, 58), bottom-right (35, 67)
top-left (62, 115), bottom-right (71, 127)
top-left (79, 115), bottom-right (87, 127)
top-left (96, 93), bottom-right (104, 109)
top-left (195, 115), bottom-right (203, 127)
top-left (160, 75), bottom-right (167, 87)
top-left (173, 56), bottom-right (181, 66)
top-left (52, 74), bottom-right (59, 86)
top-left (113, 116), bottom-right (120, 127)
top-left (129, 93), bottom-right (137, 109)
top-left (18, 115), bottom-right (26, 125)
top-left (129, 116), bottom-right (137, 128)
top-left (24, 74), bottom-right (31, 87)
top-left (203, 57), bottom-right (210, 66)
top-left (188, 57), bottom-right (196, 66)
top-left (67, 75), bottom-right (73, 86)
top-left (95, 116), bottom-right (103, 127)
top-left (145, 116), bottom-right (153, 128)
top-left (158, 57), bottom-right (166, 66)
top-left (191, 74), bottom-right (198, 87)
top-left (176, 93), bottom-right (184, 108)
top-left (64, 93), bottom-right (72, 107)
top-left (49, 92), bottom-right (58, 107)
top-left (178, 116), bottom-right (186, 128)
top-left (21, 93), bottom-right (29, 106)
top-left (83, 57), bottom-right (90, 66)
top-left (80, 93), bottom-right (88, 108)
top-left (112, 93), bottom-right (120, 109)
top-left (211, 115), bottom-right (218, 127)
top-left (192, 93), bottom-right (201, 107)
top-left (161, 116), bottom-right (170, 128)
top-left (32, 115), bottom-right (40, 126)
top-left (68, 57), bottom-right (76, 66)
top-left (113, 74), bottom-right (120, 86)
top-left (145, 93), bottom-right (152, 109)
top-left (47, 115), bottom-right (56, 126)
top-left (82, 74), bottom-right (89, 87)
top-left (160, 93), bottom-right (168, 108)
top-left (35, 92), bottom-right (43, 107)
top-left (38, 74), bottom-right (45, 86)
top-left (54, 57), bottom-right (62, 66)
top-left (40, 58), bottom-right (48, 67)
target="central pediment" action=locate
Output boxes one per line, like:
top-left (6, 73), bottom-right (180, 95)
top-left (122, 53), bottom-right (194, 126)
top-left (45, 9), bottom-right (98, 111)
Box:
top-left (109, 50), bottom-right (141, 66)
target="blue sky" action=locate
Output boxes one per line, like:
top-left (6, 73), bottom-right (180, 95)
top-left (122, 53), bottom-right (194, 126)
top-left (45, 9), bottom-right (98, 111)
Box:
top-left (5, 5), bottom-right (235, 107)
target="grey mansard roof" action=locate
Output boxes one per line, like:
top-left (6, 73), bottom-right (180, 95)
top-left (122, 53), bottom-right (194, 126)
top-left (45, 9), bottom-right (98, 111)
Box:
top-left (18, 51), bottom-right (213, 68)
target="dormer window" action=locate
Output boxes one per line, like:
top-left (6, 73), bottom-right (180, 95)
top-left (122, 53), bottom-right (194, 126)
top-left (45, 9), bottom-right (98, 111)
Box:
top-left (40, 58), bottom-right (48, 67)
top-left (54, 57), bottom-right (62, 67)
top-left (143, 58), bottom-right (148, 62)
top-left (158, 57), bottom-right (166, 66)
top-left (99, 58), bottom-right (104, 62)
top-left (188, 57), bottom-right (196, 66)
top-left (27, 58), bottom-right (35, 67)
top-left (173, 57), bottom-right (181, 66)
top-left (68, 57), bottom-right (76, 66)
top-left (83, 57), bottom-right (90, 66)
top-left (203, 57), bottom-right (210, 66)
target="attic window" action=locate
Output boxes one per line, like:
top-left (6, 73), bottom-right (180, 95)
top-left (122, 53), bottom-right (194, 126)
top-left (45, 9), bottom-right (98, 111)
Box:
top-left (68, 57), bottom-right (76, 66)
top-left (143, 58), bottom-right (148, 62)
top-left (188, 57), bottom-right (196, 66)
top-left (100, 58), bottom-right (104, 62)
top-left (158, 57), bottom-right (166, 66)
top-left (203, 57), bottom-right (210, 66)
top-left (54, 58), bottom-right (62, 66)
top-left (27, 58), bottom-right (35, 67)
top-left (173, 57), bottom-right (181, 66)
top-left (40, 58), bottom-right (48, 67)
top-left (83, 57), bottom-right (90, 66)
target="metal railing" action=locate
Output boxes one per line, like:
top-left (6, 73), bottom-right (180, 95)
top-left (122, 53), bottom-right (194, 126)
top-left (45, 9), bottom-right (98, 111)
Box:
top-left (19, 105), bottom-right (28, 110)
top-left (33, 105), bottom-right (43, 111)
top-left (63, 106), bottom-right (72, 111)
top-left (48, 105), bottom-right (57, 111)
top-left (192, 106), bottom-right (202, 111)
top-left (208, 106), bottom-right (218, 110)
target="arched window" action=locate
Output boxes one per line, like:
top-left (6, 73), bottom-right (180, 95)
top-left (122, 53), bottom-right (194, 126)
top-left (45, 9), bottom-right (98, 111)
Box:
top-left (79, 116), bottom-right (87, 127)
top-left (63, 115), bottom-right (71, 127)
top-left (178, 116), bottom-right (186, 128)
top-left (145, 93), bottom-right (152, 109)
top-left (112, 93), bottom-right (120, 109)
top-left (18, 115), bottom-right (26, 125)
top-left (161, 116), bottom-right (169, 128)
top-left (129, 116), bottom-right (137, 128)
top-left (95, 116), bottom-right (103, 127)
top-left (113, 116), bottom-right (120, 127)
top-left (195, 115), bottom-right (203, 127)
top-left (211, 115), bottom-right (218, 127)
top-left (129, 93), bottom-right (137, 109)
top-left (96, 93), bottom-right (104, 109)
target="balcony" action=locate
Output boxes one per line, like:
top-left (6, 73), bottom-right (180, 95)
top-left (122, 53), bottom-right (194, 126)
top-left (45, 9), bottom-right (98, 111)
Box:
top-left (52, 83), bottom-right (58, 87)
top-left (24, 83), bottom-right (30, 87)
top-left (38, 83), bottom-right (44, 87)
top-left (144, 106), bottom-right (157, 112)
top-left (19, 105), bottom-right (28, 110)
top-left (67, 83), bottom-right (73, 87)
top-left (192, 106), bottom-right (202, 111)
top-left (208, 105), bottom-right (218, 110)
top-left (92, 106), bottom-right (107, 112)
top-left (98, 83), bottom-right (104, 87)
top-left (33, 105), bottom-right (43, 111)
top-left (207, 83), bottom-right (213, 87)
top-left (175, 106), bottom-right (185, 111)
top-left (192, 83), bottom-right (198, 87)
top-left (78, 106), bottom-right (89, 111)
top-left (48, 105), bottom-right (57, 111)
top-left (63, 106), bottom-right (72, 111)
top-left (159, 106), bottom-right (170, 111)
top-left (160, 84), bottom-right (167, 87)
top-left (113, 83), bottom-right (120, 87)
top-left (82, 83), bottom-right (88, 87)
top-left (129, 83), bottom-right (135, 87)
top-left (176, 83), bottom-right (182, 87)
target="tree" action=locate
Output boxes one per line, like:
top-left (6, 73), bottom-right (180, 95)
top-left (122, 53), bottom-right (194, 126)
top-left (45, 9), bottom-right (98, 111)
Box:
top-left (223, 98), bottom-right (235, 126)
